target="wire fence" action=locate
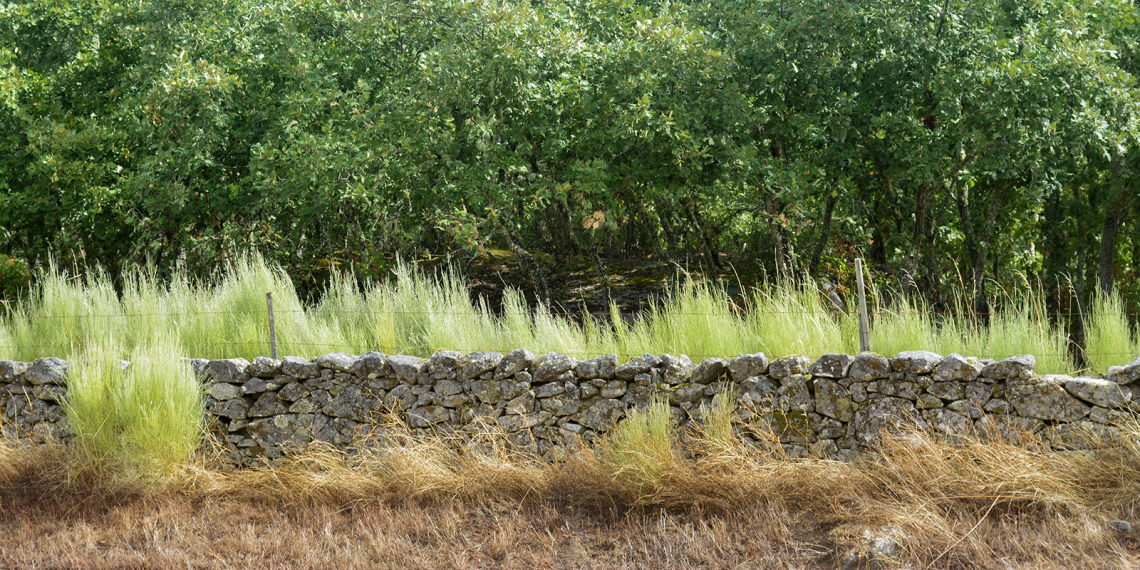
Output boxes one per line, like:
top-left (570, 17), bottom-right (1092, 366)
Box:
top-left (2, 305), bottom-right (1138, 364)
top-left (6, 308), bottom-right (1140, 320)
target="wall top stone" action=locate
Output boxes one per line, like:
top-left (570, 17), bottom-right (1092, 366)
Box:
top-left (980, 354), bottom-right (1036, 381)
top-left (1106, 355), bottom-right (1140, 385)
top-left (891, 351), bottom-right (943, 374)
top-left (809, 353), bottom-right (855, 379)
top-left (849, 352), bottom-right (891, 382)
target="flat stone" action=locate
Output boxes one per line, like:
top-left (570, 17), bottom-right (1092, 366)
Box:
top-left (351, 351), bottom-right (391, 378)
top-left (809, 353), bottom-right (855, 379)
top-left (245, 414), bottom-right (316, 449)
top-left (947, 398), bottom-right (984, 419)
top-left (928, 381), bottom-right (964, 401)
top-left (433, 392), bottom-right (470, 409)
top-left (313, 352), bottom-right (358, 371)
top-left (600, 380), bottom-right (627, 399)
top-left (891, 350), bottom-right (943, 374)
top-left (1007, 379), bottom-right (1089, 422)
top-left (533, 352), bottom-right (576, 383)
top-left (497, 411), bottom-right (550, 432)
top-left (504, 391), bottom-right (536, 415)
top-left (388, 354), bottom-right (427, 382)
top-left (965, 382), bottom-right (993, 404)
top-left (204, 357), bottom-right (250, 385)
top-left (435, 379), bottom-right (463, 396)
top-left (662, 354), bottom-right (696, 384)
top-left (768, 356), bottom-right (811, 379)
top-left (840, 526), bottom-right (904, 570)
top-left (248, 392), bottom-right (288, 417)
top-left (494, 348), bottom-right (536, 380)
top-left (534, 381), bottom-right (566, 398)
top-left (247, 356), bottom-right (282, 378)
top-left (853, 397), bottom-right (922, 448)
top-left (738, 376), bottom-right (779, 409)
top-left (692, 357), bottom-right (728, 384)
top-left (574, 353), bottom-right (617, 380)
top-left (241, 377), bottom-right (281, 394)
top-left (25, 358), bottom-right (69, 385)
top-left (384, 385), bottom-right (416, 411)
top-left (578, 399), bottom-right (625, 432)
top-left (975, 414), bottom-right (1044, 444)
top-left (1106, 355), bottom-right (1140, 384)
top-left (592, 354), bottom-right (618, 380)
top-left (848, 352), bottom-right (891, 381)
top-left (35, 384), bottom-right (67, 402)
top-left (813, 378), bottom-right (854, 422)
top-left (452, 350), bottom-right (501, 381)
top-left (869, 380), bottom-right (918, 401)
top-left (407, 406), bottom-right (451, 428)
top-left (932, 353), bottom-right (983, 383)
top-left (540, 386), bottom-right (581, 415)
top-left (424, 349), bottom-right (459, 372)
top-left (1090, 406), bottom-right (1131, 425)
top-left (210, 398), bottom-right (249, 420)
top-left (918, 394), bottom-right (943, 409)
top-left (1064, 377), bottom-right (1131, 408)
top-left (0, 360), bottom-right (29, 381)
top-left (277, 380), bottom-right (309, 401)
top-left (615, 354), bottom-right (662, 380)
top-left (209, 383), bottom-right (243, 400)
top-left (669, 383), bottom-right (706, 405)
top-left (498, 379), bottom-right (531, 401)
top-left (983, 398), bottom-right (1014, 414)
top-left (925, 409), bottom-right (971, 436)
top-left (281, 356), bottom-right (320, 379)
top-left (470, 380), bottom-right (501, 404)
top-left (728, 353), bottom-right (769, 381)
top-left (777, 374), bottom-right (813, 412)
top-left (981, 354), bottom-right (1036, 380)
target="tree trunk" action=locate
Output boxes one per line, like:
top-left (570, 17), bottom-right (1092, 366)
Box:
top-left (1098, 191), bottom-right (1134, 297)
top-left (494, 219), bottom-right (552, 308)
top-left (955, 183), bottom-right (1005, 324)
top-left (809, 189), bottom-right (838, 277)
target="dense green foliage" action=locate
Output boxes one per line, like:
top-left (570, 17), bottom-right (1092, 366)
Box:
top-left (1, 0), bottom-right (1138, 330)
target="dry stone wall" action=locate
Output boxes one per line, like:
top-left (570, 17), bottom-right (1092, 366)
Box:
top-left (4, 350), bottom-right (1140, 464)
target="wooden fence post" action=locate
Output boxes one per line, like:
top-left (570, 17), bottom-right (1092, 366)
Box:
top-left (855, 259), bottom-right (871, 353)
top-left (267, 292), bottom-right (278, 359)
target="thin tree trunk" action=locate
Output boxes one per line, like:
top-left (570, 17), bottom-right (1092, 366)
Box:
top-left (494, 219), bottom-right (551, 308)
top-left (1098, 191), bottom-right (1134, 297)
top-left (809, 189), bottom-right (838, 277)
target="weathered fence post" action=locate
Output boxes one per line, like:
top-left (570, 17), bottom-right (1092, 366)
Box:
top-left (267, 292), bottom-right (278, 359)
top-left (855, 258), bottom-right (871, 353)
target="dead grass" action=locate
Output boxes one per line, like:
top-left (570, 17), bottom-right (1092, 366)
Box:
top-left (2, 416), bottom-right (1140, 569)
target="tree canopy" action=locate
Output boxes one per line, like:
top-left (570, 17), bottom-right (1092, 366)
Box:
top-left (1, 0), bottom-right (1138, 316)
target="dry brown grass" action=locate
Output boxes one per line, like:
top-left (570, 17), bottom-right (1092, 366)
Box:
top-left (2, 415), bottom-right (1140, 569)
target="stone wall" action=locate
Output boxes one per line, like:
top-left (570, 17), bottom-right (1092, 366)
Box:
top-left (4, 350), bottom-right (1140, 464)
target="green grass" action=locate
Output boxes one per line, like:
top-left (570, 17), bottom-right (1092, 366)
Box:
top-left (597, 399), bottom-right (677, 490)
top-left (0, 255), bottom-right (1133, 375)
top-left (1085, 289), bottom-right (1140, 375)
top-left (66, 337), bottom-right (202, 473)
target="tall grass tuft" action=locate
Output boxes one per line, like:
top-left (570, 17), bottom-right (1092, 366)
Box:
top-left (746, 280), bottom-right (853, 359)
top-left (1084, 289), bottom-right (1140, 375)
top-left (66, 337), bottom-right (202, 473)
top-left (597, 399), bottom-right (678, 492)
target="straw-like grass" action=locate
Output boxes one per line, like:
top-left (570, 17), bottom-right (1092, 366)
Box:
top-left (3, 406), bottom-right (1139, 568)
